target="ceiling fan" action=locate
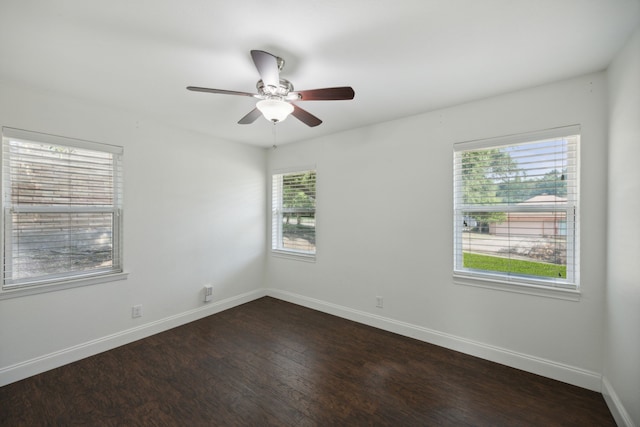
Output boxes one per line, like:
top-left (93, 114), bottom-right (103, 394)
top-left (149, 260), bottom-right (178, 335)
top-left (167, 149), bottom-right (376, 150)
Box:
top-left (187, 50), bottom-right (355, 127)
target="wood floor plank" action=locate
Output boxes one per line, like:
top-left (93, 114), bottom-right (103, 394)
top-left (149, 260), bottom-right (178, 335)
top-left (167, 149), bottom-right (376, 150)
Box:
top-left (0, 297), bottom-right (615, 426)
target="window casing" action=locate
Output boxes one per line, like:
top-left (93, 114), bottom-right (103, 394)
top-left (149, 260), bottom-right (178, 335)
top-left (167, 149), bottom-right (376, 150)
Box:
top-left (453, 126), bottom-right (579, 292)
top-left (271, 170), bottom-right (316, 259)
top-left (1, 128), bottom-right (124, 294)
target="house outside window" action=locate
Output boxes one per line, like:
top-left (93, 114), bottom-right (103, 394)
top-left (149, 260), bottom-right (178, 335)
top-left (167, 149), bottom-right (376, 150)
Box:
top-left (453, 126), bottom-right (579, 292)
top-left (271, 169), bottom-right (316, 259)
top-left (1, 128), bottom-right (124, 296)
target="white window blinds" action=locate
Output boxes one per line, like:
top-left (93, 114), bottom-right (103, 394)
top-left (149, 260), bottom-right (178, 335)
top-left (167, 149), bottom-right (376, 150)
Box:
top-left (272, 170), bottom-right (316, 255)
top-left (2, 128), bottom-right (123, 288)
top-left (453, 126), bottom-right (579, 288)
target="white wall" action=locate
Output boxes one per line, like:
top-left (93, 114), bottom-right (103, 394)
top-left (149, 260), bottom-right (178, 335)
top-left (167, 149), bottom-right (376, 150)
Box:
top-left (0, 70), bottom-right (613, 396)
top-left (266, 72), bottom-right (608, 391)
top-left (0, 82), bottom-right (267, 385)
top-left (605, 26), bottom-right (640, 427)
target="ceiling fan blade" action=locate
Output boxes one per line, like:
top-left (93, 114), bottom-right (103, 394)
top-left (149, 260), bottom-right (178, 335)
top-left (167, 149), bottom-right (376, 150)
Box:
top-left (292, 86), bottom-right (355, 101)
top-left (291, 105), bottom-right (322, 127)
top-left (187, 86), bottom-right (258, 97)
top-left (250, 50), bottom-right (280, 88)
top-left (238, 108), bottom-right (262, 124)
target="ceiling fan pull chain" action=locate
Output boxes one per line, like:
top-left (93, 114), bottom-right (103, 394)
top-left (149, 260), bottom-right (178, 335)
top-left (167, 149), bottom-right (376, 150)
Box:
top-left (272, 122), bottom-right (278, 149)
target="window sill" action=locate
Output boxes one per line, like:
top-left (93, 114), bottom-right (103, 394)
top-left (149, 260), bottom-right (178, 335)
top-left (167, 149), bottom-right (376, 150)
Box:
top-left (453, 272), bottom-right (580, 301)
top-left (271, 249), bottom-right (316, 263)
top-left (0, 272), bottom-right (129, 300)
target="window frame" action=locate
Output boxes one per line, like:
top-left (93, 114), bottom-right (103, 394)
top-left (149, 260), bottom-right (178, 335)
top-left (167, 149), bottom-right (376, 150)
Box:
top-left (0, 128), bottom-right (127, 299)
top-left (271, 168), bottom-right (317, 262)
top-left (452, 126), bottom-right (580, 300)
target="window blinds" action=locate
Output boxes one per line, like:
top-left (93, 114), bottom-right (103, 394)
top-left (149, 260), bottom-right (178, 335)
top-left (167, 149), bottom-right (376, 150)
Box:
top-left (453, 127), bottom-right (579, 287)
top-left (272, 170), bottom-right (316, 254)
top-left (2, 129), bottom-right (123, 287)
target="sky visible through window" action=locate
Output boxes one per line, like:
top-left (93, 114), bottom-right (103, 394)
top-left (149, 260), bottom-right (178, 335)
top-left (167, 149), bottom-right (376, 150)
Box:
top-left (502, 138), bottom-right (569, 177)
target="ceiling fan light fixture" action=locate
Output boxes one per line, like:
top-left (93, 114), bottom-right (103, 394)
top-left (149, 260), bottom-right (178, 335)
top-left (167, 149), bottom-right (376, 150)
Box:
top-left (256, 99), bottom-right (294, 123)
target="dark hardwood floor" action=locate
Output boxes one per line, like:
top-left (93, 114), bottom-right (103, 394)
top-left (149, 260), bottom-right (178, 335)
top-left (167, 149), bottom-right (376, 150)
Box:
top-left (1, 297), bottom-right (615, 426)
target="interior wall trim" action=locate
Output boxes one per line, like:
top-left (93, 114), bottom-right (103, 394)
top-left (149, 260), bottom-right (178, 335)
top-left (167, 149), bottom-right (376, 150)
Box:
top-left (266, 288), bottom-right (602, 392)
top-left (602, 376), bottom-right (636, 427)
top-left (1, 288), bottom-right (605, 394)
top-left (0, 288), bottom-right (267, 387)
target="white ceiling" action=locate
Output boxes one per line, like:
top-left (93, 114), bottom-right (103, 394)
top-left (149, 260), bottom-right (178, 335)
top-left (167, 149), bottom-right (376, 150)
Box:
top-left (1, 0), bottom-right (638, 147)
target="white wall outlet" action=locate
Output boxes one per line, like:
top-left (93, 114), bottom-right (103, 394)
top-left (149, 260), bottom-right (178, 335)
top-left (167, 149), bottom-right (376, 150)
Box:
top-left (204, 285), bottom-right (213, 302)
top-left (376, 296), bottom-right (383, 308)
top-left (132, 304), bottom-right (143, 318)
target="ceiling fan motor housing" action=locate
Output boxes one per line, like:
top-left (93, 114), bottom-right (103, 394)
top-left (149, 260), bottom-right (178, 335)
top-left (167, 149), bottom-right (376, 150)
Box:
top-left (257, 78), bottom-right (296, 100)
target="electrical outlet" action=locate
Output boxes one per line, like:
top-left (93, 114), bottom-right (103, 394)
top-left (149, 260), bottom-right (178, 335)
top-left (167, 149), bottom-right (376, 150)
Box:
top-left (204, 285), bottom-right (213, 302)
top-left (132, 304), bottom-right (143, 318)
top-left (376, 296), bottom-right (383, 308)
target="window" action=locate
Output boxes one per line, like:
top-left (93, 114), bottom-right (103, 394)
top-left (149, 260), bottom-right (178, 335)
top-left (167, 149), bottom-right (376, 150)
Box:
top-left (271, 169), bottom-right (316, 258)
top-left (453, 126), bottom-right (579, 292)
top-left (1, 128), bottom-right (124, 294)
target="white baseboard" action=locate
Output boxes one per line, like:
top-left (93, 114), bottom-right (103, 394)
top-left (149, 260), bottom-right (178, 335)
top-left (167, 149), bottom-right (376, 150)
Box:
top-left (266, 288), bottom-right (602, 392)
top-left (0, 289), bottom-right (266, 387)
top-left (602, 376), bottom-right (637, 427)
top-left (2, 288), bottom-right (604, 395)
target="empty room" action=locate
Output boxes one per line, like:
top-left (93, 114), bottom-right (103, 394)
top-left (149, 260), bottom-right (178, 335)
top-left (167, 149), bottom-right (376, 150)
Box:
top-left (1, 1), bottom-right (639, 425)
